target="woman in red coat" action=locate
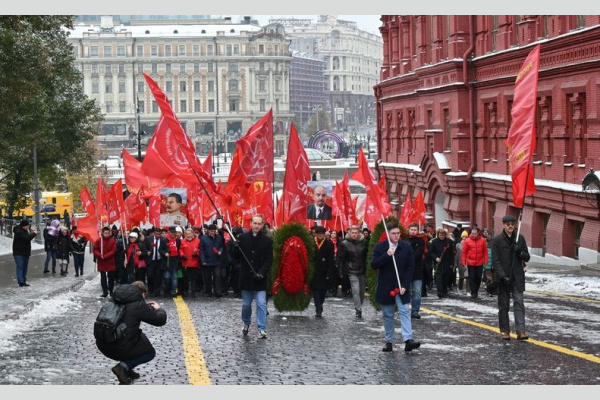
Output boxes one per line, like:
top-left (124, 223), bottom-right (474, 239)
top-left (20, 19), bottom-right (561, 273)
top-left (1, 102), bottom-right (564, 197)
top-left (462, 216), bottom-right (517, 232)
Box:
top-left (460, 227), bottom-right (489, 299)
top-left (179, 228), bottom-right (201, 298)
top-left (93, 226), bottom-right (117, 297)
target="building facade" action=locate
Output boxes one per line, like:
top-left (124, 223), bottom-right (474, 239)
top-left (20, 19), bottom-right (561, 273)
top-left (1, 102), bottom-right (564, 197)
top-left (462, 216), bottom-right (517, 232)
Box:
top-left (376, 15), bottom-right (600, 266)
top-left (68, 16), bottom-right (292, 158)
top-left (275, 15), bottom-right (382, 138)
top-left (289, 52), bottom-right (326, 135)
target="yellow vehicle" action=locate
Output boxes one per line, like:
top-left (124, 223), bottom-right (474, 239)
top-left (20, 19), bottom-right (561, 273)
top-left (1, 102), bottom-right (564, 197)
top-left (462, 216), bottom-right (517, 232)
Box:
top-left (0, 191), bottom-right (73, 219)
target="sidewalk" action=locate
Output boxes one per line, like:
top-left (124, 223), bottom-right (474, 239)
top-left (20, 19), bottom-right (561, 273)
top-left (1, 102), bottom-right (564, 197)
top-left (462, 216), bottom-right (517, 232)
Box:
top-left (0, 249), bottom-right (98, 321)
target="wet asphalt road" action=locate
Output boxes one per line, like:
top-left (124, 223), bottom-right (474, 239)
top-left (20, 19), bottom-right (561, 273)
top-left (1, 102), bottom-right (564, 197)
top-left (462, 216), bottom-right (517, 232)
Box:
top-left (0, 250), bottom-right (599, 385)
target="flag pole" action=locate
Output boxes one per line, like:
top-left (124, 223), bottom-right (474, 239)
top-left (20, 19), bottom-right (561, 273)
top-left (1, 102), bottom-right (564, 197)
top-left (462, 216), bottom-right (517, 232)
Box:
top-left (515, 163), bottom-right (532, 239)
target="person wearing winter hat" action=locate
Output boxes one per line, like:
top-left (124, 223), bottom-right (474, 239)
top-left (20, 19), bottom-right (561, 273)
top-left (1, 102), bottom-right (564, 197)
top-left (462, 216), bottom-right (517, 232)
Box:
top-left (13, 219), bottom-right (38, 287)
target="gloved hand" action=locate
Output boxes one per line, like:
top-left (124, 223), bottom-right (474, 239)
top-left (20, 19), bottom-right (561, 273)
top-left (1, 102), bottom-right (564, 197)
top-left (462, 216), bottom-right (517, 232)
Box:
top-left (231, 240), bottom-right (240, 248)
top-left (511, 242), bottom-right (520, 253)
top-left (500, 276), bottom-right (510, 286)
top-left (253, 273), bottom-right (264, 280)
top-left (192, 252), bottom-right (198, 257)
top-left (181, 255), bottom-right (188, 260)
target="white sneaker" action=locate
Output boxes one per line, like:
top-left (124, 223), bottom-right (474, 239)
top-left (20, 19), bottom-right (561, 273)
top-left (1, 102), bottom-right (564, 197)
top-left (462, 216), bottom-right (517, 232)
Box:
top-left (258, 330), bottom-right (267, 339)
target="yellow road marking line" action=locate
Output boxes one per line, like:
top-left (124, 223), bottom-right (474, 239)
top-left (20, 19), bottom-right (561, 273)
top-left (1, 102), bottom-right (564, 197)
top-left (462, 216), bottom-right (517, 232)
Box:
top-left (174, 296), bottom-right (211, 385)
top-left (421, 307), bottom-right (600, 365)
top-left (528, 290), bottom-right (600, 304)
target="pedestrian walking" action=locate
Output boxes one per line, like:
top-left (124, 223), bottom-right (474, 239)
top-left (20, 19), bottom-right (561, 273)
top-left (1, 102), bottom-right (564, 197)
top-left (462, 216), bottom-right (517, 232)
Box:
top-left (43, 219), bottom-right (60, 273)
top-left (233, 214), bottom-right (273, 339)
top-left (93, 226), bottom-right (117, 297)
top-left (430, 228), bottom-right (455, 298)
top-left (95, 281), bottom-right (167, 385)
top-left (12, 219), bottom-right (38, 287)
top-left (371, 221), bottom-right (420, 352)
top-left (180, 228), bottom-right (201, 298)
top-left (144, 227), bottom-right (163, 296)
top-left (56, 226), bottom-right (71, 276)
top-left (461, 226), bottom-right (488, 299)
top-left (69, 226), bottom-right (87, 277)
top-left (407, 222), bottom-right (427, 319)
top-left (311, 225), bottom-right (335, 317)
top-left (200, 224), bottom-right (224, 297)
top-left (336, 225), bottom-right (368, 318)
top-left (491, 214), bottom-right (531, 340)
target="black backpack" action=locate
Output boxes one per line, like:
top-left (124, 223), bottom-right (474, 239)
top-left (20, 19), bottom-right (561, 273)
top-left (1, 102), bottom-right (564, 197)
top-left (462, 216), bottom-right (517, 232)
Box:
top-left (93, 300), bottom-right (127, 343)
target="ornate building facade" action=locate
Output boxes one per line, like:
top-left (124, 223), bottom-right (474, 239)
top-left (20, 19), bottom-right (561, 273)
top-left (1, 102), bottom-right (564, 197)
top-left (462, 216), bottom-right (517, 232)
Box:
top-left (375, 15), bottom-right (600, 266)
top-left (68, 16), bottom-right (292, 158)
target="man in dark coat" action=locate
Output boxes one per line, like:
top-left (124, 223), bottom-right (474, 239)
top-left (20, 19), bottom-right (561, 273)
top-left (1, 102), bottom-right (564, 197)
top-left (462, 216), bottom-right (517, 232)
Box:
top-left (371, 222), bottom-right (420, 352)
top-left (336, 225), bottom-right (368, 318)
top-left (407, 222), bottom-right (427, 319)
top-left (311, 226), bottom-right (336, 317)
top-left (12, 219), bottom-right (38, 287)
top-left (233, 214), bottom-right (273, 339)
top-left (491, 214), bottom-right (531, 341)
top-left (96, 281), bottom-right (167, 385)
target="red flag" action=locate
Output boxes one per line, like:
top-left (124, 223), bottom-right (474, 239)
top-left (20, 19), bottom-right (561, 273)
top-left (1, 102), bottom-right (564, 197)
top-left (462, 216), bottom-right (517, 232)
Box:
top-left (95, 178), bottom-right (109, 225)
top-left (76, 214), bottom-right (99, 244)
top-left (124, 191), bottom-right (147, 228)
top-left (274, 192), bottom-right (284, 228)
top-left (79, 186), bottom-right (95, 216)
top-left (148, 193), bottom-right (161, 227)
top-left (412, 191), bottom-right (427, 225)
top-left (202, 151), bottom-right (213, 180)
top-left (251, 181), bottom-right (273, 225)
top-left (230, 109), bottom-right (274, 183)
top-left (105, 180), bottom-right (125, 225)
top-left (141, 73), bottom-right (215, 191)
top-left (122, 149), bottom-right (165, 195)
top-left (506, 44), bottom-right (540, 208)
top-left (351, 148), bottom-right (391, 216)
top-left (282, 124), bottom-right (310, 224)
top-left (400, 194), bottom-right (412, 227)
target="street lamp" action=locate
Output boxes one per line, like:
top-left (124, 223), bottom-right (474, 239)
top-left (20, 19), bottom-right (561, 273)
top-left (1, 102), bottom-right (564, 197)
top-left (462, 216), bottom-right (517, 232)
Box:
top-left (135, 94), bottom-right (145, 161)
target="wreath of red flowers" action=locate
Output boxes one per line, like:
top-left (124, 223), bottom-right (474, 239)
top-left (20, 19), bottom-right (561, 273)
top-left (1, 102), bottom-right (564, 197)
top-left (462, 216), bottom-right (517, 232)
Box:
top-left (272, 236), bottom-right (309, 295)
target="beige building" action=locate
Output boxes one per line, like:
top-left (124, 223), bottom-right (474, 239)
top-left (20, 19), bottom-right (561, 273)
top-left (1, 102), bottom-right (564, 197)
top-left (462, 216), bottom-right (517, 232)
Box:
top-left (68, 16), bottom-right (292, 158)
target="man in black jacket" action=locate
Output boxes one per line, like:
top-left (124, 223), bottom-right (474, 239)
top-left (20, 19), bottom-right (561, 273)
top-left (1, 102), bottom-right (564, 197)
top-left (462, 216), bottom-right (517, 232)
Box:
top-left (336, 225), bottom-right (368, 318)
top-left (408, 222), bottom-right (427, 319)
top-left (96, 281), bottom-right (167, 385)
top-left (233, 214), bottom-right (273, 339)
top-left (13, 220), bottom-right (38, 287)
top-left (491, 214), bottom-right (531, 341)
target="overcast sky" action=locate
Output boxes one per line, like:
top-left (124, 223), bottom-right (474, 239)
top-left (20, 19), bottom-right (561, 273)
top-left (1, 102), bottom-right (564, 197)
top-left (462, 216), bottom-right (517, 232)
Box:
top-left (239, 15), bottom-right (381, 35)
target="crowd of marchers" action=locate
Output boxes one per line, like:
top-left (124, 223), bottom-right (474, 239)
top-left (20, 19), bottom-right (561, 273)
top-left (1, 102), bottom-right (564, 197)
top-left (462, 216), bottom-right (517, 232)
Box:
top-left (11, 213), bottom-right (530, 383)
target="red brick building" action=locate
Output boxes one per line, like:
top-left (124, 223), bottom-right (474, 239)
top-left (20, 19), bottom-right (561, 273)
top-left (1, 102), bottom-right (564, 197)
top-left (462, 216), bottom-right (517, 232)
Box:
top-left (374, 15), bottom-right (600, 266)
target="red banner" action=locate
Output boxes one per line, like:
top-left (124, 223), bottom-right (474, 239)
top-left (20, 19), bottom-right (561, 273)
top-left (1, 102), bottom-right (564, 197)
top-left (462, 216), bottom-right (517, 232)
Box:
top-left (232, 109), bottom-right (274, 184)
top-left (412, 190), bottom-right (427, 225)
top-left (141, 73), bottom-right (215, 191)
top-left (79, 186), bottom-right (95, 216)
top-left (282, 124), bottom-right (310, 224)
top-left (351, 148), bottom-right (391, 217)
top-left (76, 213), bottom-right (99, 244)
top-left (400, 194), bottom-right (412, 228)
top-left (506, 44), bottom-right (540, 207)
top-left (105, 180), bottom-right (125, 225)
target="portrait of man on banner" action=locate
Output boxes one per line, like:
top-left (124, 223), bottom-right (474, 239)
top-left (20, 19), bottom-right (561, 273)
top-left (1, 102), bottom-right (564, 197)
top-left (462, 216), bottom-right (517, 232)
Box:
top-left (159, 188), bottom-right (188, 227)
top-left (307, 181), bottom-right (333, 221)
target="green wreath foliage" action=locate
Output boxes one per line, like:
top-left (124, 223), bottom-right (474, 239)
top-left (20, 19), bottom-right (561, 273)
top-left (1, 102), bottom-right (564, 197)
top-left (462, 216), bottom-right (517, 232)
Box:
top-left (365, 216), bottom-right (409, 312)
top-left (270, 222), bottom-right (315, 312)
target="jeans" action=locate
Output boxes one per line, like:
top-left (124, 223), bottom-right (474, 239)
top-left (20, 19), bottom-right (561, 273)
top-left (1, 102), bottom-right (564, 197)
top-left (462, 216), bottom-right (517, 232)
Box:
top-left (44, 250), bottom-right (56, 272)
top-left (348, 274), bottom-right (366, 312)
top-left (312, 289), bottom-right (326, 314)
top-left (73, 253), bottom-right (85, 275)
top-left (122, 347), bottom-right (156, 370)
top-left (14, 255), bottom-right (29, 284)
top-left (498, 282), bottom-right (525, 333)
top-left (100, 271), bottom-right (115, 295)
top-left (162, 257), bottom-right (180, 296)
top-left (410, 280), bottom-right (423, 315)
top-left (241, 290), bottom-right (267, 332)
top-left (381, 294), bottom-right (412, 343)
